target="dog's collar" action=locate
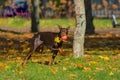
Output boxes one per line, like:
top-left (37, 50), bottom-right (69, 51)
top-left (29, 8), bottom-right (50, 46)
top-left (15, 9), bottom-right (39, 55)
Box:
top-left (54, 36), bottom-right (61, 43)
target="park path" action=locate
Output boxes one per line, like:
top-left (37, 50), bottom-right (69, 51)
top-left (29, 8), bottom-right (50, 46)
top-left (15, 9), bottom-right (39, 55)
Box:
top-left (0, 26), bottom-right (120, 34)
top-left (95, 28), bottom-right (120, 34)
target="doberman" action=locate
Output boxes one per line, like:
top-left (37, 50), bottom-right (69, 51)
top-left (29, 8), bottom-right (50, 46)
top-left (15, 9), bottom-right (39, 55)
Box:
top-left (22, 25), bottom-right (70, 67)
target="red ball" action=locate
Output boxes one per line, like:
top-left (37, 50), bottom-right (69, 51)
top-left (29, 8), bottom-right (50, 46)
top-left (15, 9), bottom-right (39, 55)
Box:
top-left (61, 35), bottom-right (67, 41)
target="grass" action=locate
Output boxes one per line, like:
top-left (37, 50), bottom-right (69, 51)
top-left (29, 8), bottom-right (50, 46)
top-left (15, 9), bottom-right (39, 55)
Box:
top-left (0, 17), bottom-right (120, 80)
top-left (93, 19), bottom-right (112, 28)
top-left (0, 33), bottom-right (119, 80)
top-left (0, 17), bottom-right (30, 28)
top-left (0, 53), bottom-right (120, 80)
top-left (0, 31), bottom-right (120, 80)
top-left (0, 17), bottom-right (75, 29)
top-left (0, 17), bottom-right (120, 29)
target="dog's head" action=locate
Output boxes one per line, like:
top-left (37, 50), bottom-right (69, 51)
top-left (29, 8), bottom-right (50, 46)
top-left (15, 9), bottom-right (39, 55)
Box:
top-left (58, 25), bottom-right (70, 41)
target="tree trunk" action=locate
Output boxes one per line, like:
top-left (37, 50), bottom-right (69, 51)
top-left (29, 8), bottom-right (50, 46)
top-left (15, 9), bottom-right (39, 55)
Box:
top-left (31, 0), bottom-right (40, 32)
top-left (0, 0), bottom-right (6, 6)
top-left (73, 0), bottom-right (86, 58)
top-left (85, 0), bottom-right (95, 34)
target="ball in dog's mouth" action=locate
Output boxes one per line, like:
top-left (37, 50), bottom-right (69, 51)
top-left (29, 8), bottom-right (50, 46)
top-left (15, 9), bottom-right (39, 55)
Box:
top-left (61, 35), bottom-right (67, 41)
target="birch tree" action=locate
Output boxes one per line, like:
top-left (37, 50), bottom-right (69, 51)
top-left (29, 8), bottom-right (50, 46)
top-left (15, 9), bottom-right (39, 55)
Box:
top-left (73, 0), bottom-right (86, 58)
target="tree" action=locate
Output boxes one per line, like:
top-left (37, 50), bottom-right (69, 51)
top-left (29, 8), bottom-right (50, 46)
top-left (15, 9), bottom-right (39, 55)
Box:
top-left (73, 0), bottom-right (86, 58)
top-left (85, 0), bottom-right (95, 34)
top-left (31, 0), bottom-right (40, 32)
top-left (0, 0), bottom-right (6, 6)
top-left (0, 0), bottom-right (6, 15)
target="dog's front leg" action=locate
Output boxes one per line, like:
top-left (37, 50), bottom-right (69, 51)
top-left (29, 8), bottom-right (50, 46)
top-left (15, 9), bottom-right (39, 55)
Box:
top-left (46, 46), bottom-right (58, 65)
top-left (49, 49), bottom-right (58, 65)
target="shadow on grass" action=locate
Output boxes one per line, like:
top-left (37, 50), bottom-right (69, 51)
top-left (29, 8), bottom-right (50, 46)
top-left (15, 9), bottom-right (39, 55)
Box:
top-left (0, 31), bottom-right (120, 56)
top-left (85, 37), bottom-right (120, 50)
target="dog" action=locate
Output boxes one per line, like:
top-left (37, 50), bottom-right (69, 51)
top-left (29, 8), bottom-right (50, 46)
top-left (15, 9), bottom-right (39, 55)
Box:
top-left (22, 25), bottom-right (70, 67)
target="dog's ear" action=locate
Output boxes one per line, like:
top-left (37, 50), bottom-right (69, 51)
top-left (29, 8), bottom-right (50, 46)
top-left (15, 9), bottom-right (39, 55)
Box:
top-left (67, 26), bottom-right (70, 30)
top-left (58, 25), bottom-right (62, 29)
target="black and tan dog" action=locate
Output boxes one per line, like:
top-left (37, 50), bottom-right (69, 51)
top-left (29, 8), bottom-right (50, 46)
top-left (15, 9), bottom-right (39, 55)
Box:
top-left (22, 25), bottom-right (70, 67)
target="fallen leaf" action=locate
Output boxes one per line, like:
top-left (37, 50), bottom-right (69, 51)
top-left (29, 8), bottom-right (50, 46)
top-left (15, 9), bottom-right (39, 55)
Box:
top-left (83, 67), bottom-right (91, 72)
top-left (32, 58), bottom-right (39, 62)
top-left (8, 49), bottom-right (18, 54)
top-left (19, 70), bottom-right (23, 75)
top-left (4, 65), bottom-right (10, 70)
top-left (68, 74), bottom-right (76, 78)
top-left (0, 62), bottom-right (3, 67)
top-left (109, 72), bottom-right (114, 76)
top-left (71, 63), bottom-right (83, 69)
top-left (89, 61), bottom-right (99, 66)
top-left (95, 67), bottom-right (104, 71)
top-left (90, 78), bottom-right (94, 80)
top-left (76, 63), bottom-right (83, 68)
top-left (99, 56), bottom-right (109, 61)
top-left (49, 67), bottom-right (58, 74)
top-left (62, 66), bottom-right (67, 71)
top-left (104, 56), bottom-right (109, 61)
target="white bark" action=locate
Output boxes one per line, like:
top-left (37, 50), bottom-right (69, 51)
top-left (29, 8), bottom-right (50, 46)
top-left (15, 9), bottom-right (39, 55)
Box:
top-left (73, 0), bottom-right (86, 58)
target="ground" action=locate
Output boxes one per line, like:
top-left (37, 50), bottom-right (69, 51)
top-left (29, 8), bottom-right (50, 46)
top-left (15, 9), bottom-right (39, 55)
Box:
top-left (0, 27), bottom-right (120, 80)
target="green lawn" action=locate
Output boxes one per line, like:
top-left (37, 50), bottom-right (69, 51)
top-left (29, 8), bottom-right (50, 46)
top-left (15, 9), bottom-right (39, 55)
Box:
top-left (0, 53), bottom-right (120, 80)
top-left (0, 31), bottom-right (120, 80)
top-left (0, 17), bottom-right (118, 29)
top-left (0, 17), bottom-right (120, 80)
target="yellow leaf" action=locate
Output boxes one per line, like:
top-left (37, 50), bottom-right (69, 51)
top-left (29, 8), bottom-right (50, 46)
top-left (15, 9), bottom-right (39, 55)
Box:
top-left (8, 49), bottom-right (17, 54)
top-left (89, 61), bottom-right (99, 66)
top-left (104, 56), bottom-right (109, 61)
top-left (76, 63), bottom-right (83, 68)
top-left (69, 74), bottom-right (76, 78)
top-left (5, 65), bottom-right (10, 70)
top-left (109, 72), bottom-right (114, 76)
top-left (62, 67), bottom-right (67, 71)
top-left (49, 68), bottom-right (58, 74)
top-left (95, 67), bottom-right (103, 71)
top-left (19, 71), bottom-right (23, 75)
top-left (99, 56), bottom-right (109, 61)
top-left (99, 56), bottom-right (104, 59)
top-left (83, 67), bottom-right (91, 72)
top-left (90, 78), bottom-right (94, 80)
top-left (0, 62), bottom-right (3, 67)
top-left (32, 58), bottom-right (39, 62)
top-left (71, 63), bottom-right (83, 68)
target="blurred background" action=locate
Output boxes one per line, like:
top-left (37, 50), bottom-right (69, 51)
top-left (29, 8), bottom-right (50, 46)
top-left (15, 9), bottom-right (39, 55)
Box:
top-left (0, 0), bottom-right (120, 18)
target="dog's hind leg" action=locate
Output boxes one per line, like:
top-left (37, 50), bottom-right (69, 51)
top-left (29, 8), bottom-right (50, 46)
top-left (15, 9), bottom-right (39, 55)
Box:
top-left (36, 45), bottom-right (44, 53)
top-left (22, 35), bottom-right (43, 67)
